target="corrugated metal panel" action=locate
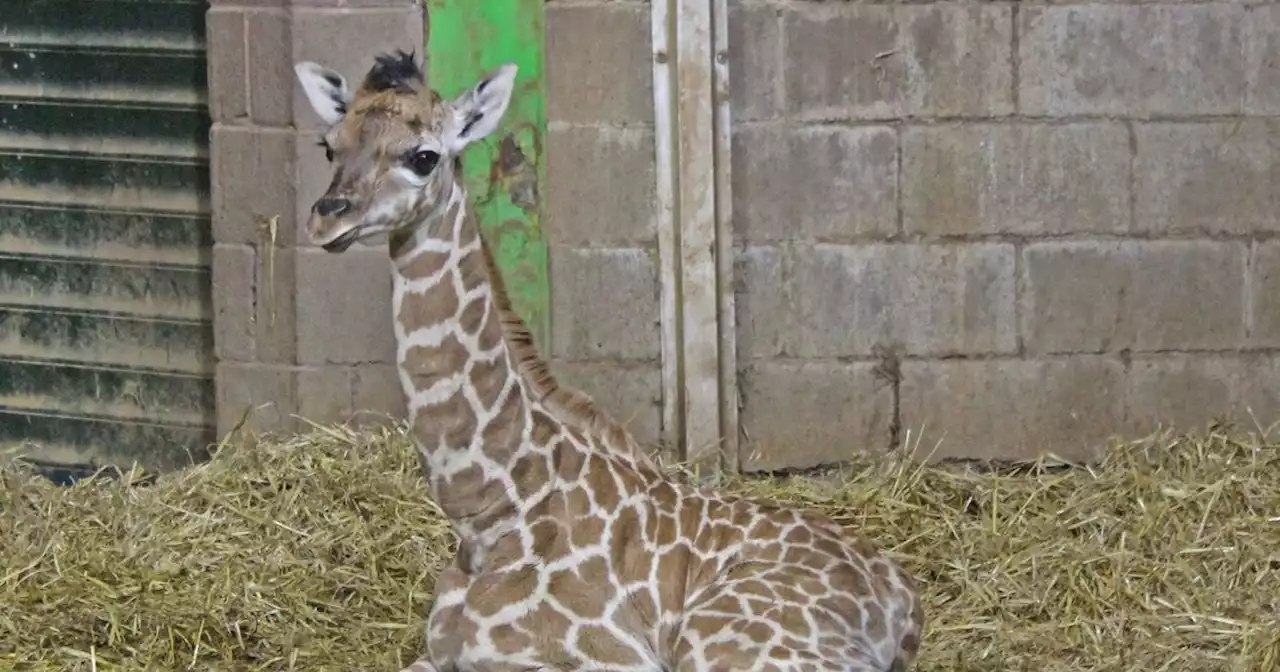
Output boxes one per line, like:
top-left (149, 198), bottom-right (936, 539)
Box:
top-left (0, 0), bottom-right (215, 479)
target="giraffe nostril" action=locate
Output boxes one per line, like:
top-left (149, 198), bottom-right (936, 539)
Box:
top-left (315, 197), bottom-right (352, 217)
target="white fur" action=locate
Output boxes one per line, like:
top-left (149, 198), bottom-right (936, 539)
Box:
top-left (442, 64), bottom-right (519, 155)
top-left (294, 61), bottom-right (351, 125)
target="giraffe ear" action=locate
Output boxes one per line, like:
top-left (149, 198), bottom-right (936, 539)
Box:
top-left (294, 61), bottom-right (351, 125)
top-left (443, 63), bottom-right (517, 154)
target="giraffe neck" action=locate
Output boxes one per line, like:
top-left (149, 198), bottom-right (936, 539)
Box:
top-left (388, 182), bottom-right (533, 536)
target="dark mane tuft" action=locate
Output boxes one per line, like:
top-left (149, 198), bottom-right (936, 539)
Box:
top-left (363, 50), bottom-right (423, 93)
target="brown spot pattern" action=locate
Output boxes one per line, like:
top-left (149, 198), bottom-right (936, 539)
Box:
top-left (403, 336), bottom-right (469, 392)
top-left (425, 603), bottom-right (478, 661)
top-left (528, 519), bottom-right (572, 563)
top-left (553, 443), bottom-right (586, 482)
top-left (518, 602), bottom-right (572, 646)
top-left (457, 297), bottom-right (486, 335)
top-left (469, 353), bottom-right (510, 410)
top-left (656, 545), bottom-right (689, 612)
top-left (474, 292), bottom-right (503, 352)
top-left (398, 279), bottom-right (459, 333)
top-left (467, 565), bottom-right (539, 618)
top-left (480, 386), bottom-right (525, 459)
top-left (413, 387), bottom-right (476, 450)
top-left (530, 410), bottom-right (560, 446)
top-left (576, 625), bottom-right (641, 666)
top-left (510, 452), bottom-right (550, 501)
top-left (456, 248), bottom-right (488, 294)
top-left (548, 568), bottom-right (609, 619)
top-left (399, 248), bottom-right (452, 280)
top-left (442, 464), bottom-right (508, 520)
top-left (584, 456), bottom-right (621, 510)
top-left (490, 624), bottom-right (532, 655)
top-left (570, 516), bottom-right (605, 547)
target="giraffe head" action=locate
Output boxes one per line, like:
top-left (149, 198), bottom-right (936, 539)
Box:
top-left (293, 50), bottom-right (517, 253)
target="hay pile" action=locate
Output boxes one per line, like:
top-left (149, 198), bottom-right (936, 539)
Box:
top-left (2, 424), bottom-right (1278, 671)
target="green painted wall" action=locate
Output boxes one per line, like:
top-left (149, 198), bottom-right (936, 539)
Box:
top-left (426, 0), bottom-right (550, 350)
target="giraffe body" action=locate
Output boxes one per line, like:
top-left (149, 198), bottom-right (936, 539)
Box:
top-left (293, 51), bottom-right (924, 672)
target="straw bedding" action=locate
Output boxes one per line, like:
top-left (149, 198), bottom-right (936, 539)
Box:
top-left (2, 423), bottom-right (1278, 671)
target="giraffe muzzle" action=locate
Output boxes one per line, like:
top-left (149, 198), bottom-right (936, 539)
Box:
top-left (314, 196), bottom-right (352, 217)
top-left (321, 226), bottom-right (362, 253)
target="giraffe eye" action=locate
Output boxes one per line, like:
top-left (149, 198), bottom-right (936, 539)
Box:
top-left (407, 149), bottom-right (440, 176)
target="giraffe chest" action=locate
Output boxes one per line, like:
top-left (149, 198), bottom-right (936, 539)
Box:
top-left (423, 559), bottom-right (665, 672)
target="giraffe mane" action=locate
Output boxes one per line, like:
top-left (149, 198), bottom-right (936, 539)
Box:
top-left (362, 49), bottom-right (424, 94)
top-left (475, 230), bottom-right (660, 469)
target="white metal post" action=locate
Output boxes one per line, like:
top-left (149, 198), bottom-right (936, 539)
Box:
top-left (651, 0), bottom-right (736, 471)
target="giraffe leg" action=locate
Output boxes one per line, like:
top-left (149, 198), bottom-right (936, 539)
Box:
top-left (668, 561), bottom-right (911, 672)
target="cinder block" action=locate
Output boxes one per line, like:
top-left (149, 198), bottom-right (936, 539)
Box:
top-left (547, 4), bottom-right (653, 125)
top-left (552, 360), bottom-right (663, 448)
top-left (783, 4), bottom-right (897, 119)
top-left (738, 361), bottom-right (893, 471)
top-left (732, 125), bottom-right (897, 243)
top-left (290, 7), bottom-right (425, 130)
top-left (295, 366), bottom-right (354, 425)
top-left (897, 4), bottom-right (1014, 117)
top-left (1245, 7), bottom-right (1280, 114)
top-left (1134, 121), bottom-right (1280, 236)
top-left (208, 0), bottom-right (282, 7)
top-left (550, 247), bottom-right (659, 361)
top-left (1020, 6), bottom-right (1246, 116)
top-left (902, 123), bottom-right (1130, 237)
top-left (1022, 241), bottom-right (1247, 354)
top-left (1251, 242), bottom-right (1280, 347)
top-left (245, 9), bottom-right (292, 127)
top-left (1125, 356), bottom-right (1240, 437)
top-left (253, 239), bottom-right (298, 365)
top-left (210, 125), bottom-right (297, 245)
top-left (734, 246), bottom-right (787, 359)
top-left (206, 8), bottom-right (247, 124)
top-left (352, 363), bottom-right (406, 425)
top-left (546, 125), bottom-right (656, 247)
top-left (293, 129), bottom-right (330, 245)
top-left (294, 247), bottom-right (395, 365)
top-left (783, 4), bottom-right (1013, 120)
top-left (212, 243), bottom-right (255, 362)
top-left (215, 362), bottom-right (298, 439)
top-left (1239, 355), bottom-right (1280, 430)
top-left (900, 358), bottom-right (1126, 462)
top-left (729, 3), bottom-right (783, 121)
top-left (292, 0), bottom-right (419, 7)
top-left (792, 243), bottom-right (1017, 357)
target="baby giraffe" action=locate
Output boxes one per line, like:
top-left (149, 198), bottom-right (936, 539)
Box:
top-left (293, 51), bottom-right (924, 671)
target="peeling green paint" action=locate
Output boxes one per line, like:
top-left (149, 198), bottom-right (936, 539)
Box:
top-left (427, 0), bottom-right (550, 350)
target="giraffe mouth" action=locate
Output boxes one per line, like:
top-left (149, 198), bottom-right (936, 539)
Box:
top-left (321, 227), bottom-right (362, 253)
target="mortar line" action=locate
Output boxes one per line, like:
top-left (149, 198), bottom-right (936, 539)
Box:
top-left (894, 122), bottom-right (904, 239)
top-left (745, 350), bottom-right (1280, 364)
top-left (1244, 240), bottom-right (1256, 342)
top-left (743, 232), bottom-right (1277, 246)
top-left (1010, 3), bottom-right (1020, 115)
top-left (1126, 120), bottom-right (1138, 235)
top-left (736, 115), bottom-right (1280, 130)
top-left (1014, 240), bottom-right (1025, 358)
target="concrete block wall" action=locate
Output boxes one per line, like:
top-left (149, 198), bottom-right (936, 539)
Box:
top-left (207, 0), bottom-right (667, 447)
top-left (207, 0), bottom-right (1280, 471)
top-left (731, 0), bottom-right (1280, 470)
top-left (544, 0), bottom-right (664, 448)
top-left (207, 0), bottom-right (424, 437)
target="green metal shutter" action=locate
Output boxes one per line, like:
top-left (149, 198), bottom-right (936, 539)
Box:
top-left (0, 0), bottom-right (215, 482)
